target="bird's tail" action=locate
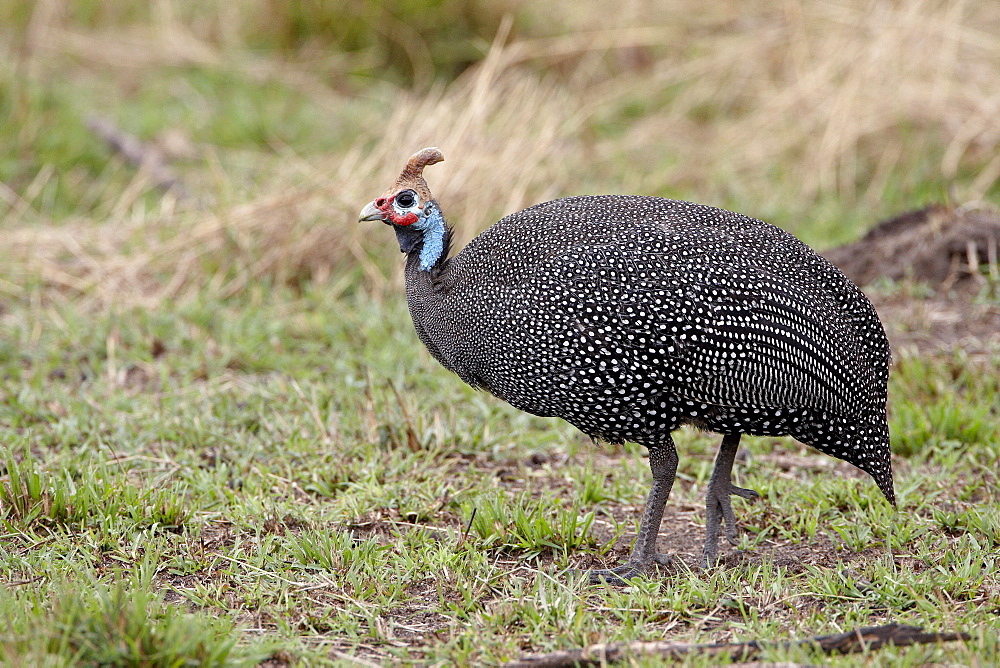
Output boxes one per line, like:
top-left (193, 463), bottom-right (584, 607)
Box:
top-left (853, 420), bottom-right (895, 506)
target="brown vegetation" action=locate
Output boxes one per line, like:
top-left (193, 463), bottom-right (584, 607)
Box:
top-left (2, 0), bottom-right (998, 310)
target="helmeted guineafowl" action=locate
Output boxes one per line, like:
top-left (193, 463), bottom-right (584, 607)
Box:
top-left (359, 148), bottom-right (894, 583)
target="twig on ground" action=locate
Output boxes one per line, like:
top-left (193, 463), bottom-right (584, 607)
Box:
top-left (459, 507), bottom-right (477, 547)
top-left (86, 115), bottom-right (188, 198)
top-left (502, 622), bottom-right (970, 667)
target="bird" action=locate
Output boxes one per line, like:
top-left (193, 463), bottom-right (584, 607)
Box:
top-left (359, 147), bottom-right (894, 584)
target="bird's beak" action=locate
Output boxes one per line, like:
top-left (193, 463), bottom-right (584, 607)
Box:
top-left (358, 201), bottom-right (386, 222)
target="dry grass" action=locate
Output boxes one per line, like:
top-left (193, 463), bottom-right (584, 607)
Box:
top-left (571, 0), bottom-right (1000, 203)
top-left (2, 0), bottom-right (998, 309)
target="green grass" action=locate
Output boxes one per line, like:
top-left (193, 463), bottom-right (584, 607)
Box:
top-left (2, 0), bottom-right (999, 664)
top-left (1, 564), bottom-right (264, 666)
top-left (1, 288), bottom-right (998, 664)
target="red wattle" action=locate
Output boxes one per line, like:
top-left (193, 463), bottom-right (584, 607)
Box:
top-left (393, 212), bottom-right (419, 226)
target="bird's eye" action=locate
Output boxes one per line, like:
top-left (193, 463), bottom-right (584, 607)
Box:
top-left (396, 191), bottom-right (416, 208)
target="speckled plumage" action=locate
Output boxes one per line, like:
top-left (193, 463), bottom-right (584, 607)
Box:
top-left (360, 149), bottom-right (894, 581)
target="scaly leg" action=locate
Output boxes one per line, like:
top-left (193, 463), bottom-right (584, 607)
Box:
top-left (589, 440), bottom-right (679, 585)
top-left (702, 432), bottom-right (759, 568)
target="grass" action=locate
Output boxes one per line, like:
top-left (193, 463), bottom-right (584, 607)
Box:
top-left (2, 289), bottom-right (998, 664)
top-left (1, 0), bottom-right (999, 665)
top-left (1, 565), bottom-right (257, 665)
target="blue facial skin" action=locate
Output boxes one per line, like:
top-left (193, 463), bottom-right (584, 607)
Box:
top-left (392, 198), bottom-right (446, 271)
top-left (414, 205), bottom-right (446, 271)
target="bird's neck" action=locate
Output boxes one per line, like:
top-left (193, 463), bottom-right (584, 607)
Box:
top-left (396, 205), bottom-right (452, 272)
top-left (401, 218), bottom-right (464, 381)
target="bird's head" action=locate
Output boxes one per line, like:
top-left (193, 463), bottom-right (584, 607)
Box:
top-left (358, 148), bottom-right (448, 270)
top-left (358, 147), bottom-right (444, 228)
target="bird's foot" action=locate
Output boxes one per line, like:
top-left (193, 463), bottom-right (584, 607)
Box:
top-left (585, 553), bottom-right (671, 586)
top-left (702, 483), bottom-right (759, 568)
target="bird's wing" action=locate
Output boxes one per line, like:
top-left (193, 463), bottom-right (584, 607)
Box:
top-left (533, 237), bottom-right (869, 419)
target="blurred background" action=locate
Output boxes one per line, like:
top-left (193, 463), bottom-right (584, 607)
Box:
top-left (1, 0), bottom-right (997, 306)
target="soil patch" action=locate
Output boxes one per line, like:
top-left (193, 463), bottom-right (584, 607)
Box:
top-left (822, 204), bottom-right (1000, 356)
top-left (824, 204), bottom-right (1000, 286)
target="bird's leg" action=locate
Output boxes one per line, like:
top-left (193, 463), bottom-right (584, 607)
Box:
top-left (589, 441), bottom-right (678, 585)
top-left (702, 432), bottom-right (759, 568)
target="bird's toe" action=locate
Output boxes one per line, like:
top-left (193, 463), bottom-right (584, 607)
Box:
top-left (586, 563), bottom-right (640, 586)
top-left (584, 553), bottom-right (671, 585)
top-left (651, 552), bottom-right (672, 566)
top-left (731, 484), bottom-right (759, 500)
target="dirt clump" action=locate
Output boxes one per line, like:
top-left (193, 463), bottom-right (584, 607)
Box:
top-left (824, 204), bottom-right (1000, 286)
top-left (822, 204), bottom-right (1000, 356)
